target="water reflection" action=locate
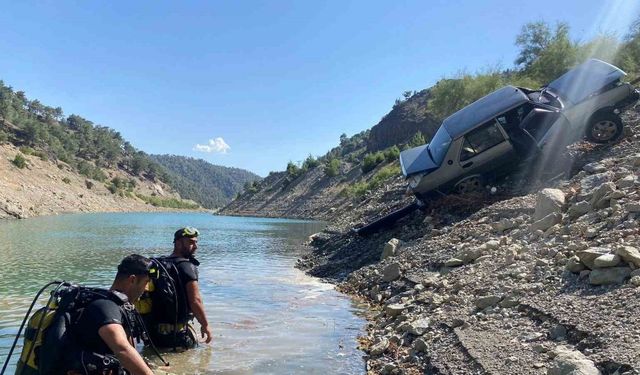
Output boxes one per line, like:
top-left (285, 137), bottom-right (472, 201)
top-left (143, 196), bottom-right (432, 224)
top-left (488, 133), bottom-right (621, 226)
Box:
top-left (0, 213), bottom-right (366, 374)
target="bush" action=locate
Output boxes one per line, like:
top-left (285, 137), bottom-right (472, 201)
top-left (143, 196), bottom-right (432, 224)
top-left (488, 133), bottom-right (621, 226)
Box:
top-left (0, 130), bottom-right (9, 144)
top-left (77, 160), bottom-right (107, 182)
top-left (12, 153), bottom-right (26, 169)
top-left (324, 158), bottom-right (341, 177)
top-left (302, 154), bottom-right (319, 170)
top-left (361, 152), bottom-right (385, 173)
top-left (62, 177), bottom-right (71, 184)
top-left (19, 146), bottom-right (35, 155)
top-left (409, 132), bottom-right (426, 148)
top-left (383, 146), bottom-right (400, 162)
top-left (286, 161), bottom-right (302, 179)
top-left (345, 164), bottom-right (401, 197)
top-left (106, 183), bottom-right (117, 194)
top-left (243, 180), bottom-right (259, 194)
top-left (136, 194), bottom-right (199, 209)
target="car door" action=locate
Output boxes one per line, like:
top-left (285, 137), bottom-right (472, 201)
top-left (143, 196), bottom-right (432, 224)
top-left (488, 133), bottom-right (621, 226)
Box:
top-left (458, 119), bottom-right (515, 178)
top-left (519, 107), bottom-right (570, 150)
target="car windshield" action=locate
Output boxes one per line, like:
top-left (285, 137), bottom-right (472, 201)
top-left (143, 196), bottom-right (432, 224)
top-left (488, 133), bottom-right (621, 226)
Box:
top-left (427, 126), bottom-right (452, 165)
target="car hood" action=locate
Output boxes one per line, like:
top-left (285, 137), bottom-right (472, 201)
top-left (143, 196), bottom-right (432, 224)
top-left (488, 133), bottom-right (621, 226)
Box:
top-left (399, 144), bottom-right (440, 177)
top-left (547, 59), bottom-right (625, 105)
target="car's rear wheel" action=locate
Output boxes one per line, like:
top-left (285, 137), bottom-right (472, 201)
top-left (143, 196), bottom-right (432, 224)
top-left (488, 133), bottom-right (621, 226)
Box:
top-left (454, 176), bottom-right (483, 194)
top-left (586, 112), bottom-right (623, 143)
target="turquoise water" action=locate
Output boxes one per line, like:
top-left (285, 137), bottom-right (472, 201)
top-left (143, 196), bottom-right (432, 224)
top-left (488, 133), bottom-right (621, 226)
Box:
top-left (0, 212), bottom-right (366, 374)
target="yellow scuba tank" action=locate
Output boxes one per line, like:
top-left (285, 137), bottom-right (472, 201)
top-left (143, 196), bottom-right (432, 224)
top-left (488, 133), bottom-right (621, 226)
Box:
top-left (134, 278), bottom-right (155, 315)
top-left (15, 300), bottom-right (58, 375)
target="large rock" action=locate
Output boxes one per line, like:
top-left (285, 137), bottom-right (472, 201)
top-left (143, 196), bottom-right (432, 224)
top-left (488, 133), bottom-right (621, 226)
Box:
top-left (566, 256), bottom-right (586, 273)
top-left (381, 238), bottom-right (400, 260)
top-left (445, 258), bottom-right (464, 267)
top-left (625, 203), bottom-right (640, 213)
top-left (0, 201), bottom-right (25, 219)
top-left (382, 262), bottom-right (401, 282)
top-left (492, 218), bottom-right (516, 232)
top-left (531, 213), bottom-right (562, 232)
top-left (534, 189), bottom-right (566, 221)
top-left (617, 174), bottom-right (636, 189)
top-left (548, 346), bottom-right (601, 375)
top-left (475, 295), bottom-right (502, 309)
top-left (402, 318), bottom-right (430, 335)
top-left (577, 248), bottom-right (610, 270)
top-left (579, 172), bottom-right (614, 199)
top-left (592, 254), bottom-right (621, 268)
top-left (384, 303), bottom-right (405, 317)
top-left (583, 162), bottom-right (606, 174)
top-left (369, 339), bottom-right (389, 356)
top-left (616, 246), bottom-right (640, 268)
top-left (589, 267), bottom-right (631, 285)
top-left (589, 182), bottom-right (616, 208)
top-left (413, 338), bottom-right (428, 353)
top-left (456, 247), bottom-right (484, 263)
top-left (567, 201), bottom-right (591, 220)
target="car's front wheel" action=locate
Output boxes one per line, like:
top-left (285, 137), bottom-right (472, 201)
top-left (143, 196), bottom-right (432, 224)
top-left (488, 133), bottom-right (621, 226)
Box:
top-left (586, 112), bottom-right (623, 143)
top-left (453, 175), bottom-right (484, 194)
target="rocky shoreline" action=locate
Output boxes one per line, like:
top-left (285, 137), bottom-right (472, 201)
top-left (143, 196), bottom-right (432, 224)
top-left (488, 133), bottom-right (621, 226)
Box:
top-left (297, 110), bottom-right (640, 374)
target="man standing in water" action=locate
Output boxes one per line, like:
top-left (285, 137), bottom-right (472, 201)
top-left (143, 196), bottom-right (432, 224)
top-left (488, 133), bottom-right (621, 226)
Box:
top-left (70, 254), bottom-right (156, 375)
top-left (145, 227), bottom-right (212, 349)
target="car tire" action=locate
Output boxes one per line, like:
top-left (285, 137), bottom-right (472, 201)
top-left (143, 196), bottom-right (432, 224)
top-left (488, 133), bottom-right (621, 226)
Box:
top-left (453, 176), bottom-right (484, 194)
top-left (586, 112), bottom-right (623, 143)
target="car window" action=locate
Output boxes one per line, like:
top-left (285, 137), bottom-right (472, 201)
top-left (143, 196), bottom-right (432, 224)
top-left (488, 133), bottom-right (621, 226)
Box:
top-left (496, 104), bottom-right (534, 128)
top-left (522, 110), bottom-right (560, 141)
top-left (460, 120), bottom-right (505, 161)
top-left (460, 139), bottom-right (475, 161)
top-left (428, 126), bottom-right (453, 165)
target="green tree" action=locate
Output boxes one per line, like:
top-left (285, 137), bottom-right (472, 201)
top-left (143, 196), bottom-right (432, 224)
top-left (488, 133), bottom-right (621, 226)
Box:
top-left (286, 161), bottom-right (301, 178)
top-left (516, 22), bottom-right (578, 83)
top-left (515, 21), bottom-right (552, 69)
top-left (408, 132), bottom-right (426, 147)
top-left (324, 158), bottom-right (340, 177)
top-left (361, 152), bottom-right (385, 173)
top-left (302, 154), bottom-right (319, 170)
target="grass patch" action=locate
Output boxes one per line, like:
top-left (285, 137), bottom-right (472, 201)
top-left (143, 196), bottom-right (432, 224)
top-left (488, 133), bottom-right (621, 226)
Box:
top-left (136, 194), bottom-right (199, 209)
top-left (343, 163), bottom-right (401, 197)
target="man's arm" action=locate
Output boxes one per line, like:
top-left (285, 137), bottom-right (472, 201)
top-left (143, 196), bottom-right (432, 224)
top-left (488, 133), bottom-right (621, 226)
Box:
top-left (185, 280), bottom-right (212, 343)
top-left (98, 323), bottom-right (155, 375)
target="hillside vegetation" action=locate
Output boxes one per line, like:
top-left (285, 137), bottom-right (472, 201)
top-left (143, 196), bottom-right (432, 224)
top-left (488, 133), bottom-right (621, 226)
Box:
top-left (151, 154), bottom-right (260, 209)
top-left (222, 19), bottom-right (640, 219)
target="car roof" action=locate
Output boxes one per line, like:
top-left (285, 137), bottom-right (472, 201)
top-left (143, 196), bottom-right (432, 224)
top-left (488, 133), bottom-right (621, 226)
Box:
top-left (442, 86), bottom-right (529, 138)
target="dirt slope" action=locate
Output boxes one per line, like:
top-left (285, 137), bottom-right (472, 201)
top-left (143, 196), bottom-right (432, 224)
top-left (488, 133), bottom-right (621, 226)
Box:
top-left (0, 143), bottom-right (183, 219)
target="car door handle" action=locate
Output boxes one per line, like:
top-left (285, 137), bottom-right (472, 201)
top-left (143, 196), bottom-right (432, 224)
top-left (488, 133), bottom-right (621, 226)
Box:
top-left (462, 161), bottom-right (473, 168)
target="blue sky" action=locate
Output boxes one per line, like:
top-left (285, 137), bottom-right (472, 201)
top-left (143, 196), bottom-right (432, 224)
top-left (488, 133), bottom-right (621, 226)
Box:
top-left (1, 1), bottom-right (639, 176)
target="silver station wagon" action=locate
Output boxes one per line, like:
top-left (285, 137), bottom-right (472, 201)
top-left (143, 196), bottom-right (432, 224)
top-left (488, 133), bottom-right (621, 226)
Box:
top-left (400, 59), bottom-right (639, 199)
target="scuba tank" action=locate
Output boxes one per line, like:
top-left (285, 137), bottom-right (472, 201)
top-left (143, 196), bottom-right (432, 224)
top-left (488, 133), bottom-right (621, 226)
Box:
top-left (14, 300), bottom-right (59, 375)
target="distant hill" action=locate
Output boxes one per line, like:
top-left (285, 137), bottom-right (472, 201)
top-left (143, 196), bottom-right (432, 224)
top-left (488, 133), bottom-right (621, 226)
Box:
top-left (150, 154), bottom-right (260, 209)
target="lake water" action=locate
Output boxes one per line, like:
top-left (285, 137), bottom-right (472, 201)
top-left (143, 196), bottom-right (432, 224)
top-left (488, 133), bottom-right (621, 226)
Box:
top-left (0, 212), bottom-right (366, 374)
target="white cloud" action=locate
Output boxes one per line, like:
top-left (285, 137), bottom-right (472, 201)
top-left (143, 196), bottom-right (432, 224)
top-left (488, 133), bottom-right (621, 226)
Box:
top-left (194, 137), bottom-right (230, 154)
